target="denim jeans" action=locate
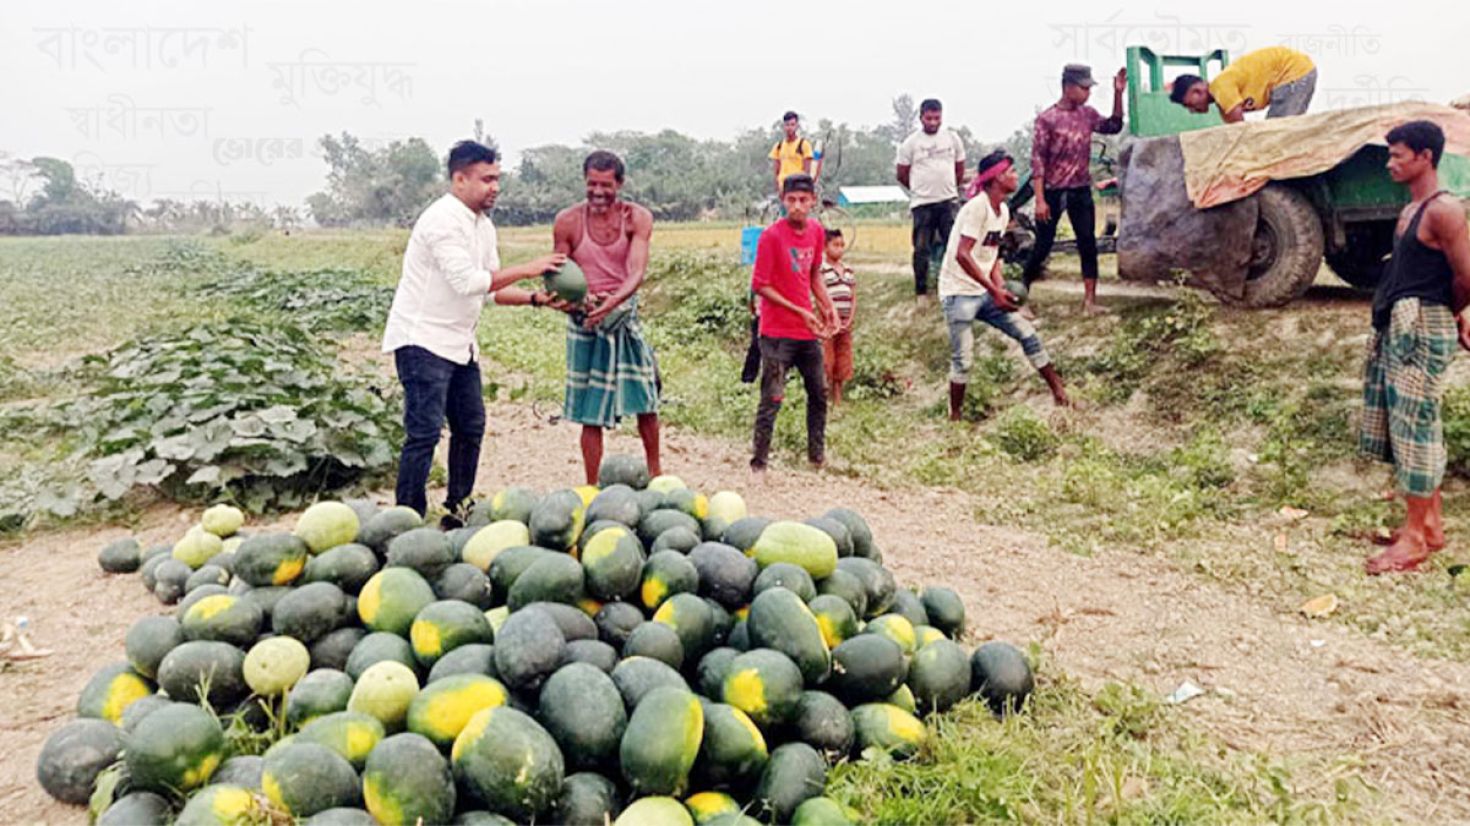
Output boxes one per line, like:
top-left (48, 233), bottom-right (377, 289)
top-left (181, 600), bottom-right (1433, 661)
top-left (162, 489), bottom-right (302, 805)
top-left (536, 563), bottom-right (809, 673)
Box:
top-left (393, 345), bottom-right (485, 516)
top-left (1022, 185), bottom-right (1098, 284)
top-left (911, 200), bottom-right (957, 295)
top-left (942, 294), bottom-right (1051, 383)
top-left (752, 336), bottom-right (827, 468)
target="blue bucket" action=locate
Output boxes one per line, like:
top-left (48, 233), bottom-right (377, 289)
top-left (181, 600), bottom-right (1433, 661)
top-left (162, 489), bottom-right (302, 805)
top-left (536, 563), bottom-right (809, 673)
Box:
top-left (740, 226), bottom-right (762, 265)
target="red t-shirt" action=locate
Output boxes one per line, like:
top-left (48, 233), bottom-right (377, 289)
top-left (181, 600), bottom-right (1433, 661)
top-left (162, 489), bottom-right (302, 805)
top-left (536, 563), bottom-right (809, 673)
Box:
top-left (751, 218), bottom-right (824, 340)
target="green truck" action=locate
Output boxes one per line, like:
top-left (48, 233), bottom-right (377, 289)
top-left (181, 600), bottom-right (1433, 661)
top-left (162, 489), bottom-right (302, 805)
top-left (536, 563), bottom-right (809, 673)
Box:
top-left (1020, 46), bottom-right (1470, 308)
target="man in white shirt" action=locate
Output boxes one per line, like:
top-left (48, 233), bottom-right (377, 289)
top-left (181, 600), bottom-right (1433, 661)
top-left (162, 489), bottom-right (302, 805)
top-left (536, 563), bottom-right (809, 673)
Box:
top-left (939, 149), bottom-right (1068, 419)
top-left (896, 99), bottom-right (965, 299)
top-left (382, 140), bottom-right (567, 522)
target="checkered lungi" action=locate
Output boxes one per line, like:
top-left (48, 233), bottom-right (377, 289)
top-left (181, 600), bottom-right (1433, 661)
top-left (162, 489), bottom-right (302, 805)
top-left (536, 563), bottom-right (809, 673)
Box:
top-left (563, 297), bottom-right (660, 428)
top-left (1359, 297), bottom-right (1457, 496)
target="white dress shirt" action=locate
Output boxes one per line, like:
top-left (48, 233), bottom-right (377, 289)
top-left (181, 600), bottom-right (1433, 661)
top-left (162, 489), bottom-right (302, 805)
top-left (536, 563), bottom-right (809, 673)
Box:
top-left (381, 193), bottom-right (500, 364)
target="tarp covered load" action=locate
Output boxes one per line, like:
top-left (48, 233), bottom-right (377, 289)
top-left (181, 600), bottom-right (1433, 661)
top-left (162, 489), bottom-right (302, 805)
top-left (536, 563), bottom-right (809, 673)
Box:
top-left (1179, 101), bottom-right (1470, 208)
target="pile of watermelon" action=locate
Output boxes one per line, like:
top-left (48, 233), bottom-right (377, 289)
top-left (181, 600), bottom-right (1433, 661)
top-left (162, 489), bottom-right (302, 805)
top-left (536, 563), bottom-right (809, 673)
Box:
top-left (39, 455), bottom-right (1034, 825)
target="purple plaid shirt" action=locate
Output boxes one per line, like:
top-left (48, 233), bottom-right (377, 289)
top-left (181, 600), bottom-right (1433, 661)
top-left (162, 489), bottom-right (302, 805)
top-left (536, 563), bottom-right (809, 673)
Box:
top-left (1031, 103), bottom-right (1122, 190)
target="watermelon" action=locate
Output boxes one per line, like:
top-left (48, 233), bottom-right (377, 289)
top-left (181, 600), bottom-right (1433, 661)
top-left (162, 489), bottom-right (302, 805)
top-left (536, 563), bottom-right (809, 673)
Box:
top-left (808, 594), bottom-right (859, 649)
top-left (611, 656), bottom-right (689, 710)
top-left (753, 562), bottom-right (816, 602)
top-left (494, 606), bottom-right (567, 692)
top-left (348, 660), bottom-right (420, 731)
top-left (296, 501), bottom-right (361, 553)
top-left (587, 484), bottom-right (643, 527)
top-left (120, 694), bottom-right (171, 733)
top-left (663, 488), bottom-right (710, 522)
top-left (427, 643), bottom-right (498, 684)
top-left (641, 550), bottom-right (700, 611)
top-left (487, 545), bottom-right (556, 600)
top-left (201, 503), bottom-right (246, 537)
top-left (914, 625), bottom-right (947, 649)
top-left (834, 557), bottom-right (895, 618)
top-left (750, 521), bottom-right (837, 579)
top-left (211, 754), bottom-right (264, 789)
top-left (538, 662), bottom-right (628, 769)
top-left (98, 537), bottom-right (142, 573)
top-left (704, 491), bottom-right (748, 538)
top-left (358, 567), bottom-right (436, 636)
top-left (176, 784), bottom-right (263, 825)
top-left (508, 553), bottom-right (586, 610)
top-left (152, 559), bottom-right (192, 603)
top-left (406, 673), bottom-right (509, 749)
top-left (615, 796), bottom-right (694, 826)
top-left (686, 791), bottom-right (740, 823)
top-left (696, 647), bottom-right (740, 698)
top-left (244, 636), bottom-right (311, 696)
top-left (639, 509), bottom-right (702, 547)
top-left (125, 702), bottom-right (226, 794)
top-left (624, 621), bottom-right (685, 670)
top-left (35, 718), bottom-right (123, 804)
top-left (297, 711), bottom-right (386, 769)
top-left (792, 796), bottom-right (857, 825)
top-left (651, 526), bottom-right (702, 555)
top-left (563, 638), bottom-right (619, 673)
top-left (411, 600), bottom-right (495, 667)
top-left (753, 742), bottom-right (826, 822)
top-left (487, 486), bottom-right (538, 524)
top-left (286, 669), bottom-right (355, 728)
top-left (688, 542), bottom-right (757, 609)
top-left (345, 632), bottom-right (417, 680)
top-left (865, 613), bottom-right (918, 655)
top-left (971, 641), bottom-right (1034, 715)
top-left (850, 702), bottom-right (927, 758)
top-left (173, 526), bottom-right (225, 568)
top-left (889, 683), bottom-right (920, 714)
top-left (233, 533), bottom-right (309, 587)
top-left (545, 259), bottom-right (589, 304)
top-left (157, 640), bottom-right (248, 706)
top-left (581, 525), bottom-right (645, 601)
top-left (180, 593), bottom-right (263, 648)
top-left (828, 634), bottom-right (906, 704)
top-left (595, 601), bottom-right (645, 648)
top-left (721, 648), bottom-right (803, 727)
top-left (435, 563), bottom-right (493, 608)
top-left (648, 474), bottom-right (687, 493)
top-left (359, 506), bottom-right (424, 554)
top-left (462, 521), bottom-right (532, 571)
top-left (920, 586), bottom-right (965, 638)
top-left (747, 587), bottom-right (830, 683)
top-left (184, 565), bottom-right (230, 594)
top-left (524, 601), bottom-right (598, 641)
top-left (97, 792), bottom-right (171, 826)
top-left (803, 516), bottom-right (853, 558)
top-left (77, 662), bottom-right (153, 724)
top-left (890, 589), bottom-right (930, 629)
top-left (653, 592), bottom-right (716, 661)
top-left (125, 616), bottom-right (185, 679)
top-left (792, 690), bottom-right (854, 757)
top-left (822, 508), bottom-right (875, 559)
top-left (387, 527), bottom-right (456, 580)
top-left (529, 489), bottom-right (586, 551)
top-left (695, 702), bottom-right (768, 788)
top-left (273, 581), bottom-right (350, 643)
top-left (555, 771), bottom-right (621, 825)
top-left (303, 544), bottom-right (380, 595)
top-left (451, 706), bottom-right (565, 820)
top-left (907, 638), bottom-right (971, 714)
top-left (262, 742), bottom-right (362, 816)
top-left (598, 454), bottom-right (650, 490)
top-left (362, 732), bottom-right (457, 825)
top-left (721, 517), bottom-right (772, 554)
top-left (620, 686), bottom-right (704, 796)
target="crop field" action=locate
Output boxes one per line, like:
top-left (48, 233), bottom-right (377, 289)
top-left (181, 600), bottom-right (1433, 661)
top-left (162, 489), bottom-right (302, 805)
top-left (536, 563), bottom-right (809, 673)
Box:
top-left (4, 225), bottom-right (1470, 824)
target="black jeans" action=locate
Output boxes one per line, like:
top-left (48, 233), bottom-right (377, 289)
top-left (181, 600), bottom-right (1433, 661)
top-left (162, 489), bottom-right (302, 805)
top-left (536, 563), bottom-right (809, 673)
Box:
top-left (741, 315), bottom-right (762, 384)
top-left (911, 200), bottom-right (957, 295)
top-left (1023, 185), bottom-right (1098, 285)
top-left (752, 336), bottom-right (827, 469)
top-left (393, 345), bottom-right (485, 516)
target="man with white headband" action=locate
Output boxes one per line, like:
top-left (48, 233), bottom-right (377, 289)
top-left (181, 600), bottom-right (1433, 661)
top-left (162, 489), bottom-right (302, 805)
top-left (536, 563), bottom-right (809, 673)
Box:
top-left (941, 150), bottom-right (1069, 419)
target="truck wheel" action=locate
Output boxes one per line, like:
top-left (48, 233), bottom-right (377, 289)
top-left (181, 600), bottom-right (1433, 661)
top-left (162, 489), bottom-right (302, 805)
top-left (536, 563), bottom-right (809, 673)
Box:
top-left (1219, 185), bottom-right (1324, 308)
top-left (1325, 222), bottom-right (1394, 290)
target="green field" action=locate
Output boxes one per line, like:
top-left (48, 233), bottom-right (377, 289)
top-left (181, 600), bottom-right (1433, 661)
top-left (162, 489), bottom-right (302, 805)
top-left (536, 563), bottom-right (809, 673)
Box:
top-left (5, 225), bottom-right (1469, 822)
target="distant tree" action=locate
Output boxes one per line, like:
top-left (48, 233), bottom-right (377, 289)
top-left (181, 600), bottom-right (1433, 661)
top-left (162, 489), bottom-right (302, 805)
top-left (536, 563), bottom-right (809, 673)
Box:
top-left (877, 94), bottom-right (918, 145)
top-left (307, 132), bottom-right (441, 227)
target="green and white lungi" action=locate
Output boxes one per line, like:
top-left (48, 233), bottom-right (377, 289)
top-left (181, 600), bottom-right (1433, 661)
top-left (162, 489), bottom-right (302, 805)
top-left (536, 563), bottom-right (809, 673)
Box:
top-left (564, 298), bottom-right (660, 428)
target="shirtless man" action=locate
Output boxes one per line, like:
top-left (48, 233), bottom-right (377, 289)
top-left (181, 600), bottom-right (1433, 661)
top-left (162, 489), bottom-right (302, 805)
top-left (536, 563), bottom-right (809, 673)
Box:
top-left (552, 150), bottom-right (661, 485)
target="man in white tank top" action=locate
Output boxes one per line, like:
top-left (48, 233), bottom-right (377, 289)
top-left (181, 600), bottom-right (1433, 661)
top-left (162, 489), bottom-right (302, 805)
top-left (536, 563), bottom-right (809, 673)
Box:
top-left (552, 151), bottom-right (662, 485)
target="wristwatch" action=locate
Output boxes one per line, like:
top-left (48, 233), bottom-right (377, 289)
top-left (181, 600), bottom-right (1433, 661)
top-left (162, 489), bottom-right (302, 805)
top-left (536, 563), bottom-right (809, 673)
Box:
top-left (531, 292), bottom-right (545, 308)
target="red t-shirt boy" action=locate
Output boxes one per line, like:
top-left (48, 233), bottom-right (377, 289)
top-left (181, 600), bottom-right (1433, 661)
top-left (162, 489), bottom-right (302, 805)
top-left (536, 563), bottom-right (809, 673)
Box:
top-left (749, 173), bottom-right (839, 474)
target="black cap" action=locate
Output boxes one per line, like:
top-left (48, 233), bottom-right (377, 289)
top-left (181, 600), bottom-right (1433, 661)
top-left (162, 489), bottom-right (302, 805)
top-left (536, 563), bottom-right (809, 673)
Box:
top-left (1062, 64), bottom-right (1097, 88)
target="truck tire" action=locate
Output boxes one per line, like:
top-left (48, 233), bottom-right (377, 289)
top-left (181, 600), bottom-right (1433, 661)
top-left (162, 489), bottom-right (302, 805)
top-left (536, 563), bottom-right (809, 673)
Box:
top-left (1217, 184), bottom-right (1324, 308)
top-left (1325, 222), bottom-right (1393, 290)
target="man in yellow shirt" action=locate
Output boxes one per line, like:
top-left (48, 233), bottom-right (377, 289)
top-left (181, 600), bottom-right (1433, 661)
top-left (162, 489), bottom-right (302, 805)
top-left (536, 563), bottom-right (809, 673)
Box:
top-left (770, 111), bottom-right (814, 197)
top-left (1169, 46), bottom-right (1317, 123)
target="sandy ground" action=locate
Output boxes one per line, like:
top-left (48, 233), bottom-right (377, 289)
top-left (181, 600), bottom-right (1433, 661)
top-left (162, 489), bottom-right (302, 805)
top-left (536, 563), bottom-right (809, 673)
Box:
top-left (5, 401), bottom-right (1470, 823)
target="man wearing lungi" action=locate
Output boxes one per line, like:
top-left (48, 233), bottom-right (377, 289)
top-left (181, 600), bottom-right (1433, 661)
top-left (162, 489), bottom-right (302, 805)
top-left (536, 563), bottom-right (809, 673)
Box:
top-left (553, 150), bottom-right (662, 485)
top-left (1360, 121), bottom-right (1470, 574)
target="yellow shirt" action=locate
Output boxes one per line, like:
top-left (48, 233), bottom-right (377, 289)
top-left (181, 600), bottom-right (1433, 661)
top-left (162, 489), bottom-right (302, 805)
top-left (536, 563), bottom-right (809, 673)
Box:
top-left (769, 137), bottom-right (814, 184)
top-left (1209, 46), bottom-right (1315, 114)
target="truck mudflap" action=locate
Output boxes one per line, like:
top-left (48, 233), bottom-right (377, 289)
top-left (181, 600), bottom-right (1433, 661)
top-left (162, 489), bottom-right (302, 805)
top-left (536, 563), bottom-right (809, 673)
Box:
top-left (1116, 135), bottom-right (1258, 300)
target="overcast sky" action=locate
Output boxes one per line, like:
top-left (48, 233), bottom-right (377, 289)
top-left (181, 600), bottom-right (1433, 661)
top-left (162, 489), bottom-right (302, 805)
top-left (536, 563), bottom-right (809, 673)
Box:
top-left (2, 0), bottom-right (1462, 207)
